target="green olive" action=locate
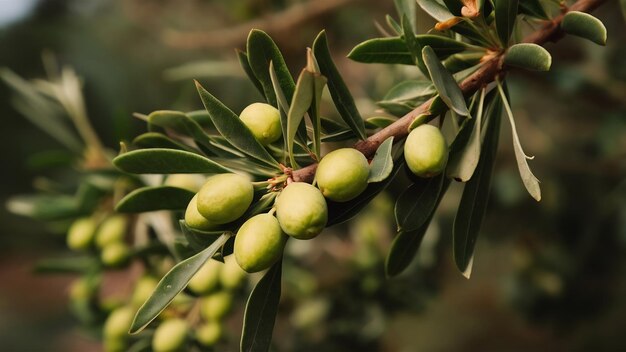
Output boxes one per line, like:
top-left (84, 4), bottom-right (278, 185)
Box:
top-left (100, 242), bottom-right (131, 267)
top-left (66, 217), bottom-right (96, 250)
top-left (195, 321), bottom-right (223, 347)
top-left (95, 215), bottom-right (127, 248)
top-left (187, 259), bottom-right (221, 295)
top-left (164, 174), bottom-right (206, 192)
top-left (103, 306), bottom-right (135, 339)
top-left (103, 337), bottom-right (127, 352)
top-left (316, 148), bottom-right (369, 202)
top-left (200, 291), bottom-right (233, 321)
top-left (404, 124), bottom-right (448, 177)
top-left (220, 255), bottom-right (247, 289)
top-left (239, 102), bottom-right (282, 145)
top-left (131, 276), bottom-right (158, 308)
top-left (276, 182), bottom-right (328, 239)
top-left (196, 173), bottom-right (254, 225)
top-left (152, 319), bottom-right (189, 352)
top-left (234, 214), bottom-right (287, 273)
top-left (184, 194), bottom-right (215, 231)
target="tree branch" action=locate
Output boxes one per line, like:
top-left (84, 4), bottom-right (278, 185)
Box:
top-left (292, 0), bottom-right (607, 183)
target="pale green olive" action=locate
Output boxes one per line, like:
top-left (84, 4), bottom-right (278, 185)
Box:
top-left (316, 148), bottom-right (369, 202)
top-left (100, 242), bottom-right (131, 267)
top-left (103, 306), bottom-right (135, 339)
top-left (234, 214), bottom-right (287, 273)
top-left (67, 217), bottom-right (96, 250)
top-left (200, 291), bottom-right (233, 321)
top-left (187, 259), bottom-right (221, 295)
top-left (131, 276), bottom-right (158, 308)
top-left (276, 182), bottom-right (327, 240)
top-left (184, 194), bottom-right (215, 231)
top-left (95, 215), bottom-right (127, 248)
top-left (195, 321), bottom-right (223, 347)
top-left (404, 124), bottom-right (448, 177)
top-left (220, 255), bottom-right (247, 289)
top-left (239, 102), bottom-right (282, 145)
top-left (164, 174), bottom-right (206, 192)
top-left (152, 319), bottom-right (189, 352)
top-left (196, 173), bottom-right (254, 225)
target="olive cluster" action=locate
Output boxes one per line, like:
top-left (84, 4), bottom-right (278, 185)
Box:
top-left (67, 214), bottom-right (130, 267)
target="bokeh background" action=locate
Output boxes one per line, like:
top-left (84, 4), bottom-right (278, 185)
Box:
top-left (0, 0), bottom-right (625, 351)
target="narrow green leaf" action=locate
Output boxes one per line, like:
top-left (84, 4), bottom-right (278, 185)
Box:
top-left (186, 110), bottom-right (215, 129)
top-left (132, 132), bottom-right (195, 152)
top-left (6, 194), bottom-right (80, 221)
top-left (519, 0), bottom-right (548, 20)
top-left (402, 15), bottom-right (428, 76)
top-left (306, 49), bottom-right (327, 160)
top-left (312, 31), bottom-right (367, 140)
top-left (114, 148), bottom-right (232, 174)
top-left (453, 91), bottom-right (502, 278)
top-left (34, 256), bottom-right (99, 274)
top-left (195, 82), bottom-right (281, 169)
top-left (130, 233), bottom-right (231, 333)
top-left (148, 110), bottom-right (214, 148)
top-left (493, 0), bottom-right (519, 46)
top-left (240, 260), bottom-right (282, 352)
top-left (416, 0), bottom-right (455, 22)
top-left (365, 116), bottom-right (398, 129)
top-left (504, 43), bottom-right (552, 71)
top-left (368, 137), bottom-right (395, 183)
top-left (247, 29), bottom-right (295, 106)
top-left (497, 81), bottom-right (541, 201)
top-left (237, 49), bottom-right (265, 98)
top-left (179, 220), bottom-right (224, 251)
top-left (395, 0), bottom-right (417, 30)
top-left (395, 170), bottom-right (446, 231)
top-left (422, 46), bottom-right (470, 116)
top-left (442, 0), bottom-right (463, 16)
top-left (348, 35), bottom-right (469, 65)
top-left (562, 11), bottom-right (607, 46)
top-left (116, 186), bottom-right (195, 213)
top-left (621, 0), bottom-right (626, 22)
top-left (269, 61), bottom-right (309, 151)
top-left (287, 69), bottom-right (314, 168)
top-left (383, 80), bottom-right (435, 102)
top-left (386, 14), bottom-right (403, 35)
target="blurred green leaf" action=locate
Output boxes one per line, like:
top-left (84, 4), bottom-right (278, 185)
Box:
top-left (116, 186), bottom-right (195, 213)
top-left (368, 137), bottom-right (394, 183)
top-left (395, 170), bottom-right (446, 232)
top-left (130, 233), bottom-right (231, 334)
top-left (395, 0), bottom-right (417, 30)
top-left (422, 46), bottom-right (470, 116)
top-left (313, 31), bottom-right (367, 140)
top-left (241, 260), bottom-right (282, 352)
top-left (114, 148), bottom-right (232, 174)
top-left (562, 11), bottom-right (607, 46)
top-left (132, 132), bottom-right (196, 151)
top-left (34, 256), bottom-right (100, 274)
top-left (519, 0), bottom-right (548, 19)
top-left (442, 0), bottom-right (463, 16)
top-left (386, 14), bottom-right (403, 35)
top-left (417, 0), bottom-right (455, 22)
top-left (504, 44), bottom-right (552, 71)
top-left (493, 0), bottom-right (518, 46)
top-left (6, 194), bottom-right (79, 220)
top-left (195, 82), bottom-right (281, 169)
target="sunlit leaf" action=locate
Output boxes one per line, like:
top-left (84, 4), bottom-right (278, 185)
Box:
top-left (417, 0), bottom-right (455, 22)
top-left (114, 148), bottom-right (232, 174)
top-left (368, 137), bottom-right (395, 183)
top-left (422, 46), bottom-right (470, 116)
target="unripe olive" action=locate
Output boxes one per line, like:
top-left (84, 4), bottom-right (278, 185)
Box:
top-left (95, 215), bottom-right (127, 249)
top-left (100, 242), bottom-right (131, 267)
top-left (239, 102), bottom-right (282, 145)
top-left (276, 182), bottom-right (327, 240)
top-left (200, 291), bottom-right (232, 321)
top-left (220, 255), bottom-right (247, 289)
top-left (131, 276), bottom-right (158, 307)
top-left (103, 306), bottom-right (135, 339)
top-left (67, 217), bottom-right (96, 250)
top-left (152, 319), bottom-right (189, 352)
top-left (234, 214), bottom-right (287, 273)
top-left (103, 337), bottom-right (127, 352)
top-left (404, 124), bottom-right (448, 177)
top-left (316, 148), bottom-right (369, 202)
top-left (69, 277), bottom-right (93, 301)
top-left (187, 259), bottom-right (221, 295)
top-left (164, 174), bottom-right (206, 192)
top-left (195, 321), bottom-right (223, 347)
top-left (196, 173), bottom-right (254, 225)
top-left (184, 195), bottom-right (215, 231)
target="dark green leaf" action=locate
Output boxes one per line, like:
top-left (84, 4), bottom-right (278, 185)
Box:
top-left (368, 137), bottom-right (394, 183)
top-left (195, 82), bottom-right (281, 169)
top-left (132, 132), bottom-right (195, 151)
top-left (114, 148), bottom-right (232, 174)
top-left (453, 91), bottom-right (502, 278)
top-left (116, 186), bottom-right (195, 213)
top-left (382, 80), bottom-right (435, 103)
top-left (417, 0), bottom-right (455, 22)
top-left (395, 170), bottom-right (446, 231)
top-left (186, 110), bottom-right (215, 129)
top-left (34, 256), bottom-right (100, 274)
top-left (504, 43), bottom-right (552, 71)
top-left (313, 31), bottom-right (367, 140)
top-left (241, 260), bottom-right (282, 352)
top-left (287, 69), bottom-right (314, 168)
top-left (422, 46), bottom-right (470, 116)
top-left (148, 110), bottom-right (215, 150)
top-left (395, 0), bottom-right (417, 30)
top-left (348, 35), bottom-right (468, 65)
top-left (519, 0), bottom-right (548, 19)
top-left (562, 11), bottom-right (607, 46)
top-left (130, 233), bottom-right (231, 333)
top-left (442, 0), bottom-right (463, 16)
top-left (237, 49), bottom-right (265, 98)
top-left (494, 0), bottom-right (519, 46)
top-left (246, 30), bottom-right (295, 106)
top-left (402, 15), bottom-right (428, 76)
top-left (365, 116), bottom-right (398, 129)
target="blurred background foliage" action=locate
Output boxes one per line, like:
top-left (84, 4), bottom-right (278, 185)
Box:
top-left (0, 0), bottom-right (625, 351)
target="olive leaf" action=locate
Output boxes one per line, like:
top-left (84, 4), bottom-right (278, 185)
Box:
top-left (312, 31), bottom-right (367, 140)
top-left (115, 186), bottom-right (195, 213)
top-left (365, 116), bottom-right (398, 129)
top-left (453, 91), bottom-right (502, 278)
top-left (386, 14), bottom-right (403, 35)
top-left (562, 11), bottom-right (607, 46)
top-left (236, 49), bottom-right (265, 98)
top-left (496, 80), bottom-right (541, 201)
top-left (241, 260), bottom-right (282, 352)
top-left (416, 0), bottom-right (455, 22)
top-left (402, 15), bottom-right (428, 76)
top-left (148, 110), bottom-right (214, 147)
top-left (394, 0), bottom-right (417, 31)
top-left (195, 81), bottom-right (281, 170)
top-left (132, 132), bottom-right (196, 152)
top-left (395, 169), bottom-right (446, 232)
top-left (493, 0), bottom-right (519, 46)
top-left (422, 45), bottom-right (470, 116)
top-left (34, 256), bottom-right (100, 274)
top-left (306, 49), bottom-right (327, 160)
top-left (6, 194), bottom-right (81, 221)
top-left (519, 0), bottom-right (548, 20)
top-left (179, 220), bottom-right (225, 251)
top-left (130, 233), bottom-right (232, 334)
top-left (270, 61), bottom-right (309, 153)
top-left (504, 44), bottom-right (552, 72)
top-left (287, 69), bottom-right (314, 168)
top-left (113, 148), bottom-right (232, 174)
top-left (368, 137), bottom-right (394, 183)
